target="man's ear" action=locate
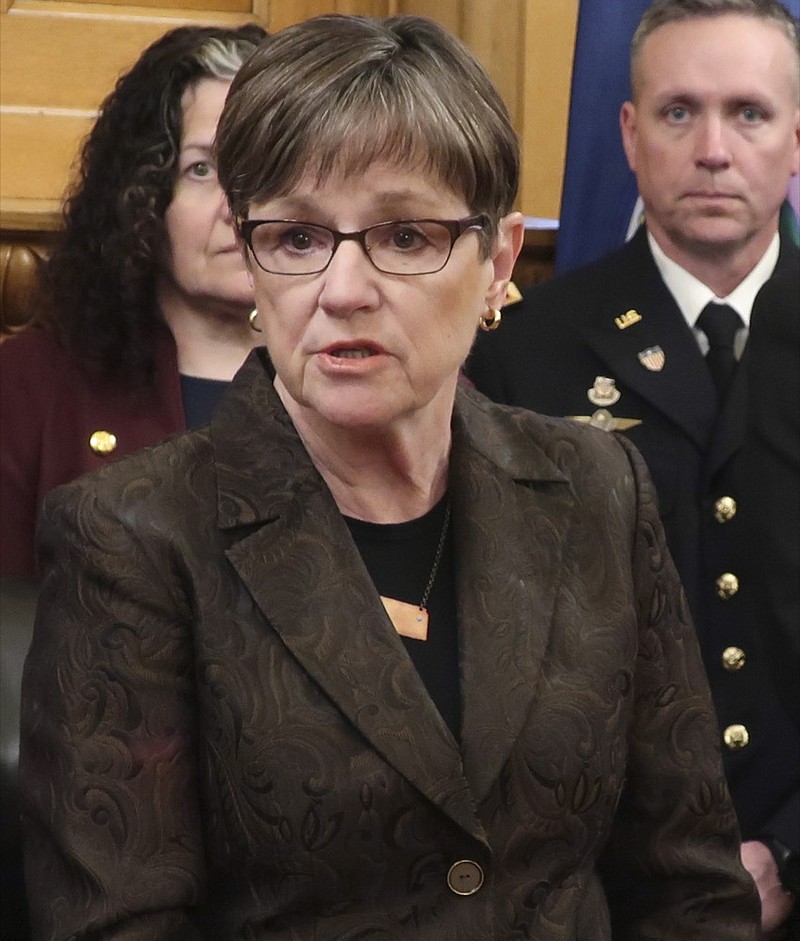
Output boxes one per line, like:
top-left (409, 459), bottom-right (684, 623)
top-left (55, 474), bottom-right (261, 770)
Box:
top-left (620, 100), bottom-right (638, 172)
top-left (486, 211), bottom-right (525, 310)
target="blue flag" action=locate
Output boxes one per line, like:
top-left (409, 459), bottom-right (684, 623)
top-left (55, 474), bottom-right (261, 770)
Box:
top-left (555, 0), bottom-right (650, 275)
top-left (555, 0), bottom-right (800, 275)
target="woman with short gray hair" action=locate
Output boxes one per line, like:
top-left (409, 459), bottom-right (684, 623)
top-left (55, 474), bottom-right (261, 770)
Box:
top-left (19, 15), bottom-right (759, 939)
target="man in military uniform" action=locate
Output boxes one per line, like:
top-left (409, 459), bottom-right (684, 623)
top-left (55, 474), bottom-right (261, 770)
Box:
top-left (467, 0), bottom-right (800, 933)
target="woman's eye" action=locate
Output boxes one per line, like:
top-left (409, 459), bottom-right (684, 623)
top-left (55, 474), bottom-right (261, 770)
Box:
top-left (279, 228), bottom-right (319, 252)
top-left (291, 233), bottom-right (311, 250)
top-left (285, 230), bottom-right (311, 250)
top-left (389, 226), bottom-right (425, 250)
top-left (187, 161), bottom-right (213, 178)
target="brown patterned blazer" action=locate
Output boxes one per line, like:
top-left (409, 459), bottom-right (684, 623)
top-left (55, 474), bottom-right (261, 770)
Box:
top-left (19, 350), bottom-right (759, 940)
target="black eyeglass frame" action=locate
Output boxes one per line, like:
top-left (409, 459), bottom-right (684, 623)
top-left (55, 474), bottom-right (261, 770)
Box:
top-left (237, 214), bottom-right (491, 276)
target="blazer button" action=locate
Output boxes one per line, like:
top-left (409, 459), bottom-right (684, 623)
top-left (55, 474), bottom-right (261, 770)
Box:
top-left (715, 573), bottom-right (739, 599)
top-left (721, 646), bottom-right (746, 671)
top-left (723, 724), bottom-right (750, 750)
top-left (714, 496), bottom-right (737, 523)
top-left (447, 859), bottom-right (484, 896)
top-left (89, 430), bottom-right (117, 456)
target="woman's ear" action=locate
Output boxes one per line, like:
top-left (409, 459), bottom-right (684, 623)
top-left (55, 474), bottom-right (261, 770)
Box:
top-left (234, 227), bottom-right (255, 287)
top-left (241, 244), bottom-right (255, 289)
top-left (486, 211), bottom-right (525, 310)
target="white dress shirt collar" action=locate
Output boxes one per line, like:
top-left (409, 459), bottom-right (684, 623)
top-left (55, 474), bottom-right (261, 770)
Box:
top-left (647, 229), bottom-right (780, 330)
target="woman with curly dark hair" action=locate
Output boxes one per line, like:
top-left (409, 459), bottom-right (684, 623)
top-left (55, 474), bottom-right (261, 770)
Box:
top-left (0, 23), bottom-right (266, 577)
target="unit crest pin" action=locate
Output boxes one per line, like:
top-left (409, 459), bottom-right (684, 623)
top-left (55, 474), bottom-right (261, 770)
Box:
top-left (587, 376), bottom-right (621, 407)
top-left (567, 376), bottom-right (641, 432)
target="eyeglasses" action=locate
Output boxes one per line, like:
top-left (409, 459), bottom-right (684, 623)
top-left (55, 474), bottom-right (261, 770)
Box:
top-left (238, 215), bottom-right (489, 276)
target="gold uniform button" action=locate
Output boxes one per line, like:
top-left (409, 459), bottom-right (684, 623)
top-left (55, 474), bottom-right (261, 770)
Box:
top-left (721, 646), bottom-right (746, 671)
top-left (447, 859), bottom-right (484, 896)
top-left (715, 573), bottom-right (739, 599)
top-left (723, 724), bottom-right (750, 750)
top-left (89, 430), bottom-right (117, 456)
top-left (714, 496), bottom-right (737, 523)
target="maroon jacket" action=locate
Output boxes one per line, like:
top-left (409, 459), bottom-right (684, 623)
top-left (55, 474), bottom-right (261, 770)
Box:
top-left (0, 322), bottom-right (184, 576)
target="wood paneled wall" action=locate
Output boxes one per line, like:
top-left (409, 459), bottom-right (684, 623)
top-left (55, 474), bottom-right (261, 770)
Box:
top-left (0, 0), bottom-right (577, 235)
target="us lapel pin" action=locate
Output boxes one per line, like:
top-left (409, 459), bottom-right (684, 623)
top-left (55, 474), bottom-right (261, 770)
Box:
top-left (615, 309), bottom-right (642, 330)
top-left (637, 346), bottom-right (665, 371)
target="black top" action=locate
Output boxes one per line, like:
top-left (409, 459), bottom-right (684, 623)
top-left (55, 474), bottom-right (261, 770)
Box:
top-left (180, 375), bottom-right (229, 430)
top-left (345, 495), bottom-right (460, 740)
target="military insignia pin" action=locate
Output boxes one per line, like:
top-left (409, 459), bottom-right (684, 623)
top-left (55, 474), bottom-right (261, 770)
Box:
top-left (587, 376), bottom-right (621, 407)
top-left (637, 346), bottom-right (665, 371)
top-left (503, 281), bottom-right (523, 306)
top-left (614, 309), bottom-right (642, 330)
top-left (566, 409), bottom-right (642, 432)
top-left (570, 376), bottom-right (641, 431)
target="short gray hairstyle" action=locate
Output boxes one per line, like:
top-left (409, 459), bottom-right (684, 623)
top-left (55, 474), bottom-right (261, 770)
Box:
top-left (216, 15), bottom-right (520, 256)
top-left (630, 0), bottom-right (800, 97)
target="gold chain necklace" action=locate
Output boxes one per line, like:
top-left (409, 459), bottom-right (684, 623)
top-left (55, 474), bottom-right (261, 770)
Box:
top-left (380, 499), bottom-right (451, 642)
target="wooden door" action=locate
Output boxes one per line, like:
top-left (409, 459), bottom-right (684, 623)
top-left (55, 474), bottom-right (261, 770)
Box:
top-left (0, 0), bottom-right (576, 235)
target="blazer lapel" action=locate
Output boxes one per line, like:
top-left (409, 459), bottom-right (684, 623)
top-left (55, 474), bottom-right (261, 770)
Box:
top-left (450, 391), bottom-right (572, 804)
top-left (583, 230), bottom-right (716, 448)
top-left (211, 355), bottom-right (576, 829)
top-left (705, 239), bottom-right (800, 480)
top-left (211, 352), bottom-right (483, 841)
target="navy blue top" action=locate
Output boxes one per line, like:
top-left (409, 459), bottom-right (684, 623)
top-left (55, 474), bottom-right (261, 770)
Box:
top-left (180, 375), bottom-right (229, 430)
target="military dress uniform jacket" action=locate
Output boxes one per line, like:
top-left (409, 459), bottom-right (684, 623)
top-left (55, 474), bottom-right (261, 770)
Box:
top-left (739, 268), bottom-right (800, 723)
top-left (467, 228), bottom-right (800, 852)
top-left (19, 350), bottom-right (759, 940)
top-left (0, 322), bottom-right (185, 577)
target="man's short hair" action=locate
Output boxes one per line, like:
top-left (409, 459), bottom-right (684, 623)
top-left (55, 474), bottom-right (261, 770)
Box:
top-left (630, 0), bottom-right (800, 98)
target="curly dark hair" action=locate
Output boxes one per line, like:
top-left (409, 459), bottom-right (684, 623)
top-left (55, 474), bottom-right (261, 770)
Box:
top-left (42, 23), bottom-right (266, 385)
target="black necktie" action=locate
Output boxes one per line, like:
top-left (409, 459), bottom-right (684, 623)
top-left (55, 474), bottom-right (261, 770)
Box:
top-left (696, 302), bottom-right (743, 397)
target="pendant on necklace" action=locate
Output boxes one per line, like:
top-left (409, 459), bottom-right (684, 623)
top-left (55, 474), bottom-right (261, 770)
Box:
top-left (377, 499), bottom-right (449, 643)
top-left (380, 596), bottom-right (429, 641)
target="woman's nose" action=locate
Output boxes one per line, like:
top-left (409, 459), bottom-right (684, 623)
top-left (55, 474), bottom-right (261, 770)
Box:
top-left (317, 240), bottom-right (380, 318)
top-left (217, 186), bottom-right (234, 223)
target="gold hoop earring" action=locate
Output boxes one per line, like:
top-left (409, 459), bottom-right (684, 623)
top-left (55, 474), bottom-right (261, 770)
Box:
top-left (479, 308), bottom-right (502, 332)
top-left (248, 308), bottom-right (262, 333)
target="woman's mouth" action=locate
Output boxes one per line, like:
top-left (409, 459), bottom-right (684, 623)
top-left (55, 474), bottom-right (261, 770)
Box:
top-left (318, 342), bottom-right (388, 373)
top-left (323, 340), bottom-right (386, 358)
top-left (330, 348), bottom-right (376, 359)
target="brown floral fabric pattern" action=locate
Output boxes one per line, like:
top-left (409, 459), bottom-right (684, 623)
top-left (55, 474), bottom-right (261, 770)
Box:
top-left (19, 350), bottom-right (759, 940)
